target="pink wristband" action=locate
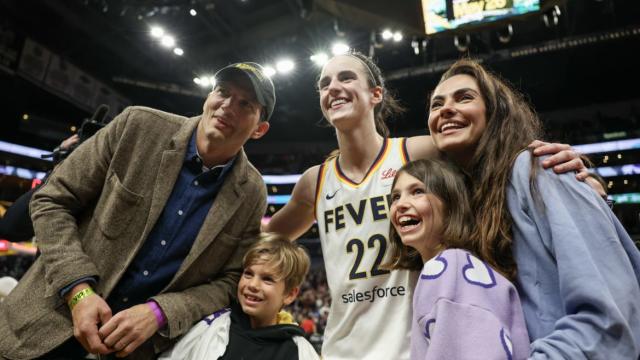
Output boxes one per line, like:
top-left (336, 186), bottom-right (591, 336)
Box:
top-left (147, 300), bottom-right (167, 329)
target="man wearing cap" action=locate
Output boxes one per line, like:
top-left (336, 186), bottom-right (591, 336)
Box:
top-left (0, 63), bottom-right (275, 359)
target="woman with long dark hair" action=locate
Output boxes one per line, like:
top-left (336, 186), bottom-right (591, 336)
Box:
top-left (426, 58), bottom-right (640, 358)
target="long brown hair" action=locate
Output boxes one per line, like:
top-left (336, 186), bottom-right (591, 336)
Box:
top-left (386, 159), bottom-right (474, 271)
top-left (434, 59), bottom-right (543, 280)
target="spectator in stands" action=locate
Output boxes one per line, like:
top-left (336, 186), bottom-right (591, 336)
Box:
top-left (0, 134), bottom-right (79, 243)
top-left (300, 311), bottom-right (317, 339)
top-left (427, 58), bottom-right (640, 358)
top-left (159, 234), bottom-right (319, 360)
top-left (0, 62), bottom-right (273, 359)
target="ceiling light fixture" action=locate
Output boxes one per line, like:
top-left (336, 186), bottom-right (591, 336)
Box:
top-left (160, 35), bottom-right (176, 47)
top-left (310, 52), bottom-right (329, 66)
top-left (331, 42), bottom-right (350, 55)
top-left (276, 59), bottom-right (295, 74)
top-left (150, 26), bottom-right (164, 38)
top-left (263, 66), bottom-right (276, 77)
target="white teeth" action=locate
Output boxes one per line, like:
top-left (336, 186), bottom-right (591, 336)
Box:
top-left (245, 294), bottom-right (261, 302)
top-left (331, 98), bottom-right (347, 107)
top-left (398, 216), bottom-right (420, 226)
top-left (440, 122), bottom-right (464, 132)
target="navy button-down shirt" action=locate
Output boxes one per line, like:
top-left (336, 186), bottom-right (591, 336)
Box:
top-left (107, 131), bottom-right (235, 312)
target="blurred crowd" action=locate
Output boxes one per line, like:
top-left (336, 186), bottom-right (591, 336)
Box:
top-left (284, 267), bottom-right (331, 351)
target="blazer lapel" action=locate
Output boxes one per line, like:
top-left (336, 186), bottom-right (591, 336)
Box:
top-left (139, 116), bottom-right (200, 242)
top-left (171, 149), bottom-right (250, 279)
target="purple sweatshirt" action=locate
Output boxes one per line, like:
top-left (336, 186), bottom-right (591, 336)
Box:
top-left (411, 249), bottom-right (529, 360)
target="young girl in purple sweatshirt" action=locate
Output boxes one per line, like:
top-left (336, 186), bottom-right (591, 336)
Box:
top-left (386, 159), bottom-right (530, 360)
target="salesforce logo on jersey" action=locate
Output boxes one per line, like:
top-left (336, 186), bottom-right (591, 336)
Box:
top-left (341, 285), bottom-right (407, 304)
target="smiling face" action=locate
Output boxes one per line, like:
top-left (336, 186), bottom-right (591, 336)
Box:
top-left (237, 260), bottom-right (299, 329)
top-left (428, 74), bottom-right (487, 168)
top-left (390, 172), bottom-right (445, 262)
top-left (199, 74), bottom-right (269, 157)
top-left (317, 55), bottom-right (382, 130)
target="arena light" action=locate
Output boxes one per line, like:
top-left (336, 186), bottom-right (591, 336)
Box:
top-left (497, 24), bottom-right (513, 44)
top-left (454, 34), bottom-right (470, 52)
top-left (381, 29), bottom-right (393, 40)
top-left (150, 26), bottom-right (164, 38)
top-left (411, 38), bottom-right (420, 55)
top-left (173, 47), bottom-right (184, 56)
top-left (310, 52), bottom-right (329, 66)
top-left (263, 65), bottom-right (276, 78)
top-left (393, 31), bottom-right (403, 42)
top-left (542, 5), bottom-right (561, 28)
top-left (275, 59), bottom-right (295, 74)
top-left (331, 42), bottom-right (350, 55)
top-left (189, 9), bottom-right (197, 16)
top-left (194, 76), bottom-right (214, 87)
top-left (0, 140), bottom-right (50, 160)
top-left (160, 35), bottom-right (176, 48)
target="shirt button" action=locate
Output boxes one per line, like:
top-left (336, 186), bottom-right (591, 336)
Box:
top-left (161, 240), bottom-right (167, 246)
top-left (143, 270), bottom-right (149, 276)
top-left (122, 297), bottom-right (128, 303)
top-left (178, 210), bottom-right (184, 216)
top-left (194, 180), bottom-right (199, 186)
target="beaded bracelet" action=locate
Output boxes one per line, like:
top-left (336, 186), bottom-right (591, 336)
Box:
top-left (68, 287), bottom-right (95, 310)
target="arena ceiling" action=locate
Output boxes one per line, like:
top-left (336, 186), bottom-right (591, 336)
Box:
top-left (0, 0), bottom-right (639, 151)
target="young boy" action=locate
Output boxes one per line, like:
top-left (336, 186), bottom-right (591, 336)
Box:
top-left (160, 233), bottom-right (319, 360)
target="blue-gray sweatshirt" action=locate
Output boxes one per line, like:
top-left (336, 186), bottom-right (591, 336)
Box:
top-left (507, 151), bottom-right (640, 359)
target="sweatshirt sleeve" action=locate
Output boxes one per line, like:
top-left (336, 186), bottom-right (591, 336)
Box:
top-left (507, 152), bottom-right (640, 359)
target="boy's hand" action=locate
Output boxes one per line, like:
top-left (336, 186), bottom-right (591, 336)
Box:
top-left (529, 140), bottom-right (588, 180)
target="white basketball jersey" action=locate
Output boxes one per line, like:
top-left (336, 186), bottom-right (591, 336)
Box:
top-left (315, 138), bottom-right (417, 360)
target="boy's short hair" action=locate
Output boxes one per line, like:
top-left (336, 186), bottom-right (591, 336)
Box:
top-left (243, 233), bottom-right (311, 293)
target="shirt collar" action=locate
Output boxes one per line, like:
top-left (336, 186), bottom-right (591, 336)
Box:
top-left (185, 130), bottom-right (236, 177)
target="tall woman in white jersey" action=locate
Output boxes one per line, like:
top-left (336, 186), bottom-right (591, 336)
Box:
top-left (265, 52), bottom-right (585, 360)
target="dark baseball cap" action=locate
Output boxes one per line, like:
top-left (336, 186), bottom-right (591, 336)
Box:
top-left (214, 62), bottom-right (276, 122)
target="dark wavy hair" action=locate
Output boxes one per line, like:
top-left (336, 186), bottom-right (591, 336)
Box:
top-left (385, 159), bottom-right (474, 271)
top-left (432, 59), bottom-right (544, 280)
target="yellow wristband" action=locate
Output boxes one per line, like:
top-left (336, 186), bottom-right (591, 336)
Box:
top-left (68, 288), bottom-right (95, 310)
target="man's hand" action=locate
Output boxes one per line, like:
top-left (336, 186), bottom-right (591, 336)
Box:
top-left (66, 284), bottom-right (113, 355)
top-left (99, 303), bottom-right (159, 357)
top-left (529, 140), bottom-right (588, 180)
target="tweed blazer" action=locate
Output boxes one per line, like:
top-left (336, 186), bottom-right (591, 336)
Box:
top-left (0, 106), bottom-right (267, 359)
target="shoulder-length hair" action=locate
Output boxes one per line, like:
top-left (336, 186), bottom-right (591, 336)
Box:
top-left (386, 159), bottom-right (474, 271)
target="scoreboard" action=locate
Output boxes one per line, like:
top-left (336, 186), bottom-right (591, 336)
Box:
top-left (422, 0), bottom-right (541, 35)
